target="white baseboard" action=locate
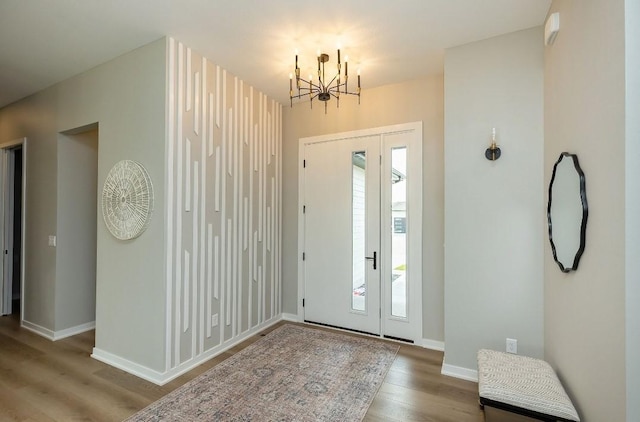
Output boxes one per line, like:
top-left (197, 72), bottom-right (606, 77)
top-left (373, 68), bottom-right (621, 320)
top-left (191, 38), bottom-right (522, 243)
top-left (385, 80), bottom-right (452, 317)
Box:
top-left (21, 319), bottom-right (95, 341)
top-left (92, 347), bottom-right (166, 384)
top-left (21, 320), bottom-right (55, 340)
top-left (53, 321), bottom-right (95, 340)
top-left (281, 312), bottom-right (299, 322)
top-left (92, 316), bottom-right (283, 386)
top-left (421, 338), bottom-right (445, 351)
top-left (441, 362), bottom-right (478, 382)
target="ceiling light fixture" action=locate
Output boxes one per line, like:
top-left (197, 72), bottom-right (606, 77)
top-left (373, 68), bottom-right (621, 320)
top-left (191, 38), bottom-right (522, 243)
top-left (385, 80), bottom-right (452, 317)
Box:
top-left (289, 49), bottom-right (361, 113)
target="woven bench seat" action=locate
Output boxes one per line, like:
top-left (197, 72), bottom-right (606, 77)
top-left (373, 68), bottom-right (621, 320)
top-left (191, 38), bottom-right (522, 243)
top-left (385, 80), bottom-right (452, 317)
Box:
top-left (477, 349), bottom-right (580, 422)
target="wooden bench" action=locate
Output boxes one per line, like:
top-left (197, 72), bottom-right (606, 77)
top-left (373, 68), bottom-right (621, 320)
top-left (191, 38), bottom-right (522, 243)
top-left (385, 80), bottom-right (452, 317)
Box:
top-left (477, 349), bottom-right (580, 422)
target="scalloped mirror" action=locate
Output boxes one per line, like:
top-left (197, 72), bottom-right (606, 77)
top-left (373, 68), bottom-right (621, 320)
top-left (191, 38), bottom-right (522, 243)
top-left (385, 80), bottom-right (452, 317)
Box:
top-left (547, 152), bottom-right (588, 272)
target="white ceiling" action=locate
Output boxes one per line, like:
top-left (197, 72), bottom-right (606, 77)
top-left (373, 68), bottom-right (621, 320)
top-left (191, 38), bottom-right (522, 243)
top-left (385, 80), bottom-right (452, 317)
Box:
top-left (0, 1), bottom-right (551, 108)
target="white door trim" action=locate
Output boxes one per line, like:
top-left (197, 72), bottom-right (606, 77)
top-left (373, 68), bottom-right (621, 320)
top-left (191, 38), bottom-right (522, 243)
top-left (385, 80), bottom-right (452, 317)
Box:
top-left (297, 122), bottom-right (422, 341)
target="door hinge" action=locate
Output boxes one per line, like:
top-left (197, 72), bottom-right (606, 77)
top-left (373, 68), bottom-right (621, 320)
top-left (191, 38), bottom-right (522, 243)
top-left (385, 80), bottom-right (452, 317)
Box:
top-left (303, 298), bottom-right (305, 307)
top-left (302, 252), bottom-right (306, 261)
top-left (380, 308), bottom-right (382, 318)
top-left (303, 205), bottom-right (306, 214)
top-left (303, 159), bottom-right (306, 168)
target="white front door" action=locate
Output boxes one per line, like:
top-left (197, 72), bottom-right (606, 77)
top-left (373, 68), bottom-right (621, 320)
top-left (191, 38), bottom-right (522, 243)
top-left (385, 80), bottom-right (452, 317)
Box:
top-left (300, 123), bottom-right (423, 343)
top-left (303, 135), bottom-right (381, 335)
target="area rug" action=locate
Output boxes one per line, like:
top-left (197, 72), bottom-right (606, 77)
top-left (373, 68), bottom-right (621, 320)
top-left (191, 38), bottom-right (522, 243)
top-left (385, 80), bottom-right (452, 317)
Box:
top-left (126, 324), bottom-right (399, 421)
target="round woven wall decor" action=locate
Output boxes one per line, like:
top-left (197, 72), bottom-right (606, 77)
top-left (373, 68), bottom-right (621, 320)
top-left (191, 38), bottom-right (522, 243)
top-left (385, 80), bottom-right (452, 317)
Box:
top-left (101, 160), bottom-right (154, 240)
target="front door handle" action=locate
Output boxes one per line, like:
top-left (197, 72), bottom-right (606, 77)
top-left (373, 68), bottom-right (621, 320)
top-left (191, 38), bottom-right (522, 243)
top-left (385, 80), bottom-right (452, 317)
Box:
top-left (365, 251), bottom-right (377, 270)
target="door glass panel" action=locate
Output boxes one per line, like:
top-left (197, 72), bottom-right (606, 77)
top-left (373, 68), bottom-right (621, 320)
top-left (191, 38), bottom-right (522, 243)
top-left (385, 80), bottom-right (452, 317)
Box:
top-left (352, 151), bottom-right (366, 312)
top-left (391, 147), bottom-right (407, 318)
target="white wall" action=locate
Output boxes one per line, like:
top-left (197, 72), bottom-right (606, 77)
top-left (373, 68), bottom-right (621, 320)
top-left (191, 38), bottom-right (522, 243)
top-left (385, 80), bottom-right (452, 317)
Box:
top-left (56, 127), bottom-right (98, 331)
top-left (443, 27), bottom-right (544, 374)
top-left (544, 1), bottom-right (627, 420)
top-left (282, 76), bottom-right (445, 344)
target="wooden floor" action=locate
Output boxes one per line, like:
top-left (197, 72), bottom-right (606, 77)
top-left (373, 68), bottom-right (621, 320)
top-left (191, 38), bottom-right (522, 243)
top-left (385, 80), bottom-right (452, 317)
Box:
top-left (0, 314), bottom-right (484, 422)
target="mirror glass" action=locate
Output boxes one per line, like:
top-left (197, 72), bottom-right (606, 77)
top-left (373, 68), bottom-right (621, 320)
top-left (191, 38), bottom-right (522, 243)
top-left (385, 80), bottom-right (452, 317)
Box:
top-left (547, 153), bottom-right (588, 272)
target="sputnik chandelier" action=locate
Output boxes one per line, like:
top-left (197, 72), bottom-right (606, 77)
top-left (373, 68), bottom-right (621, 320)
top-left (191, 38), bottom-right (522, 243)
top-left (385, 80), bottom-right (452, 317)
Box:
top-left (289, 48), bottom-right (361, 113)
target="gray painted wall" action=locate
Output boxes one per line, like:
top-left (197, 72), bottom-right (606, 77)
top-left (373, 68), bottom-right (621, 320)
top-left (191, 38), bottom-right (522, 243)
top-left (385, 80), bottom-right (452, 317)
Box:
top-left (444, 27), bottom-right (544, 371)
top-left (0, 39), bottom-right (167, 371)
top-left (544, 1), bottom-right (627, 420)
top-left (282, 76), bottom-right (445, 343)
top-left (56, 127), bottom-right (98, 331)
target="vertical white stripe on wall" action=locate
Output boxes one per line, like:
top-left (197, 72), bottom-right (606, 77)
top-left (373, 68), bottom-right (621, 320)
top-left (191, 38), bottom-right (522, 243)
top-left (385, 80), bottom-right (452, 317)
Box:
top-left (192, 161), bottom-right (199, 357)
top-left (244, 100), bottom-right (249, 146)
top-left (207, 224), bottom-right (213, 338)
top-left (174, 42), bottom-right (185, 367)
top-left (258, 135), bottom-right (263, 242)
top-left (185, 139), bottom-right (191, 212)
top-left (229, 109), bottom-right (234, 177)
top-left (215, 146), bottom-right (221, 212)
top-left (201, 59), bottom-right (207, 145)
top-left (166, 38), bottom-right (176, 371)
top-left (196, 61), bottom-right (211, 348)
top-left (267, 207), bottom-right (271, 252)
top-left (267, 113), bottom-right (272, 166)
top-left (226, 218), bottom-right (232, 326)
top-left (271, 175), bottom-right (276, 316)
top-left (258, 265), bottom-right (263, 324)
top-left (194, 71), bottom-right (200, 135)
top-left (216, 66), bottom-right (221, 128)
top-left (239, 81), bottom-right (244, 146)
top-left (186, 48), bottom-right (192, 112)
top-left (183, 250), bottom-right (190, 333)
top-left (214, 235), bottom-right (219, 300)
top-left (248, 105), bottom-right (254, 327)
top-left (254, 124), bottom-right (259, 172)
top-left (238, 112), bottom-right (244, 334)
top-left (253, 232), bottom-right (258, 282)
top-left (208, 93), bottom-right (214, 156)
top-left (199, 63), bottom-right (207, 348)
top-left (243, 197), bottom-right (248, 251)
top-left (277, 104), bottom-right (282, 314)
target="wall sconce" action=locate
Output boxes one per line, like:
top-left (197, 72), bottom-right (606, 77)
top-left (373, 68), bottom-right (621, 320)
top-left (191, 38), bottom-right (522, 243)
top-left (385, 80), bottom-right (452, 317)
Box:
top-left (485, 127), bottom-right (501, 161)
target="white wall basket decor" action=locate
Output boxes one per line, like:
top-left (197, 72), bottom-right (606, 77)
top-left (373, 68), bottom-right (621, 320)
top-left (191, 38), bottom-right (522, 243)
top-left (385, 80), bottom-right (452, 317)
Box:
top-left (102, 160), bottom-right (154, 240)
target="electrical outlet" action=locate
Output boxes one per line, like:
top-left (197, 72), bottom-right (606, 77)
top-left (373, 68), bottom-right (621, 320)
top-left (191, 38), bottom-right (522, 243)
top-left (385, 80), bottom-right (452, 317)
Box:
top-left (211, 314), bottom-right (219, 327)
top-left (48, 235), bottom-right (56, 247)
top-left (506, 338), bottom-right (518, 354)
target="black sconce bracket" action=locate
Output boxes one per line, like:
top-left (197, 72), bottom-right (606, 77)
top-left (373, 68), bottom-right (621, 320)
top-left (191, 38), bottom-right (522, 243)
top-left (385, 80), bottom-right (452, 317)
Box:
top-left (485, 144), bottom-right (501, 161)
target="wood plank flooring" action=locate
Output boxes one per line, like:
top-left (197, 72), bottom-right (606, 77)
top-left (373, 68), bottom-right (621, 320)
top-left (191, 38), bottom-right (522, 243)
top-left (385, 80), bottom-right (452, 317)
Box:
top-left (0, 314), bottom-right (484, 421)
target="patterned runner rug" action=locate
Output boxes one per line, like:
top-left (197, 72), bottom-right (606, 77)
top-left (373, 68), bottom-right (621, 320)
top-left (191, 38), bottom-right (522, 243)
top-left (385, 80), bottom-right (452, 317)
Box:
top-left (126, 324), bottom-right (399, 421)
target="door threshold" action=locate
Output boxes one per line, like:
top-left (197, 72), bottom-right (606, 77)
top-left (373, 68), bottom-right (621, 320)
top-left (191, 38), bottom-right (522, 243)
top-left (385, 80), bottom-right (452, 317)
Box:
top-left (383, 334), bottom-right (414, 344)
top-left (304, 320), bottom-right (379, 338)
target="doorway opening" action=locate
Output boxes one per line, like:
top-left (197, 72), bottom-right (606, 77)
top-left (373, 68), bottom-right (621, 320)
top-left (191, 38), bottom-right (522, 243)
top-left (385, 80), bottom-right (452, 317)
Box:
top-left (56, 124), bottom-right (99, 335)
top-left (0, 139), bottom-right (26, 319)
top-left (11, 147), bottom-right (22, 315)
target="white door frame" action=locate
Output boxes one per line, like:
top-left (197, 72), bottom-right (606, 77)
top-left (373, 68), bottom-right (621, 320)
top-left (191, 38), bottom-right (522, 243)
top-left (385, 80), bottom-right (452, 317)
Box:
top-left (297, 122), bottom-right (422, 342)
top-left (0, 138), bottom-right (27, 319)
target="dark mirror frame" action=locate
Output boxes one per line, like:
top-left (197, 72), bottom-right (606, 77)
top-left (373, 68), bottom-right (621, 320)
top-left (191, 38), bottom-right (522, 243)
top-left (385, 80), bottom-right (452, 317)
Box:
top-left (547, 152), bottom-right (588, 273)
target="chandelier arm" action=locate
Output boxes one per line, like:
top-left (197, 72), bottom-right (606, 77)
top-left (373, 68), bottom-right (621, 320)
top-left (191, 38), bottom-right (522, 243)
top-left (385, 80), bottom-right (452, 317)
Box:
top-left (328, 84), bottom-right (359, 96)
top-left (296, 77), bottom-right (323, 92)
